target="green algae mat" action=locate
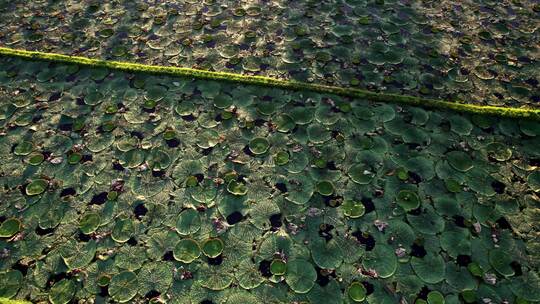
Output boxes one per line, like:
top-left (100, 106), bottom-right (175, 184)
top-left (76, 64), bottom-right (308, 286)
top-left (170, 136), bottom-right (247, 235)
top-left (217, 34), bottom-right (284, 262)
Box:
top-left (1, 55), bottom-right (540, 303)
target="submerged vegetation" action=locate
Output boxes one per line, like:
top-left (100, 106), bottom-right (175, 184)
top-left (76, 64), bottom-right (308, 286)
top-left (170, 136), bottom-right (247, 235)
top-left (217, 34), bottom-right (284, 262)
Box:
top-left (0, 0), bottom-right (539, 303)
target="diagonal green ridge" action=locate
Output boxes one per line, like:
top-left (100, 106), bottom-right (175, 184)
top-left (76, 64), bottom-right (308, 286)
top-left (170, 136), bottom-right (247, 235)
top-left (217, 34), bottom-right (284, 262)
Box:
top-left (1, 46), bottom-right (538, 121)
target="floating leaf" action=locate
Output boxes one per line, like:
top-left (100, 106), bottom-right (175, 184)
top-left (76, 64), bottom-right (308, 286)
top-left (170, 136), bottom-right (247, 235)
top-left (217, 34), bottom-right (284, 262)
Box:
top-left (348, 281), bottom-right (367, 302)
top-left (173, 239), bottom-right (201, 263)
top-left (202, 238), bottom-right (224, 258)
top-left (175, 209), bottom-right (201, 235)
top-left (79, 213), bottom-right (100, 234)
top-left (0, 270), bottom-right (23, 298)
top-left (49, 279), bottom-right (76, 304)
top-left (411, 254), bottom-right (446, 284)
top-left (285, 259), bottom-right (317, 294)
top-left (396, 190), bottom-right (420, 211)
top-left (25, 179), bottom-right (47, 196)
top-left (109, 271), bottom-right (138, 303)
top-left (0, 218), bottom-right (21, 238)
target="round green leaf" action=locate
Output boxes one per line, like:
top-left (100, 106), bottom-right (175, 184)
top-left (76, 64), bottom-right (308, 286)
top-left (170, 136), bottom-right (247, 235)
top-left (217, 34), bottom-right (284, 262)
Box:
top-left (396, 190), bottom-right (420, 211)
top-left (341, 200), bottom-right (365, 218)
top-left (362, 244), bottom-right (397, 278)
top-left (0, 218), bottom-right (21, 238)
top-left (175, 209), bottom-right (201, 235)
top-left (109, 271), bottom-right (138, 303)
top-left (489, 248), bottom-right (514, 277)
top-left (79, 213), bottom-right (100, 234)
top-left (25, 179), bottom-right (48, 196)
top-left (348, 281), bottom-right (367, 302)
top-left (202, 238), bottom-right (224, 258)
top-left (285, 259), bottom-right (317, 294)
top-left (270, 259), bottom-right (287, 275)
top-left (0, 270), bottom-right (23, 298)
top-left (249, 137), bottom-right (270, 155)
top-left (316, 180), bottom-right (334, 196)
top-left (227, 180), bottom-right (248, 196)
top-left (49, 279), bottom-right (76, 304)
top-left (173, 239), bottom-right (201, 263)
top-left (411, 254), bottom-right (446, 284)
top-left (447, 151), bottom-right (473, 172)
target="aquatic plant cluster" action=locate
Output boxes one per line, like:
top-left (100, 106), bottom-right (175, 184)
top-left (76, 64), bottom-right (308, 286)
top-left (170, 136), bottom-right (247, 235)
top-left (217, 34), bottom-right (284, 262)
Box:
top-left (1, 0), bottom-right (540, 303)
top-left (0, 56), bottom-right (540, 303)
top-left (0, 0), bottom-right (537, 107)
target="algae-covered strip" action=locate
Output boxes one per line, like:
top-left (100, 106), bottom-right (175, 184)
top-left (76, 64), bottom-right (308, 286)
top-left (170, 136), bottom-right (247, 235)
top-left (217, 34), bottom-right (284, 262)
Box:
top-left (0, 46), bottom-right (538, 121)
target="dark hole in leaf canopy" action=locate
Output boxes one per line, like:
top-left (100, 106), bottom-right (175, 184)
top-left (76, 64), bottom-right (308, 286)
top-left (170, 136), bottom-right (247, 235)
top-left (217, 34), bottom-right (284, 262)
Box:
top-left (324, 195), bottom-right (342, 208)
top-left (207, 254), bottom-right (223, 266)
top-left (194, 174), bottom-right (205, 182)
top-left (131, 131), bottom-right (144, 140)
top-left (166, 138), bottom-right (180, 148)
top-left (200, 300), bottom-right (215, 304)
top-left (113, 161), bottom-right (125, 171)
top-left (0, 216), bottom-right (5, 222)
top-left (152, 170), bottom-right (166, 178)
top-left (326, 161), bottom-right (338, 170)
top-left (526, 78), bottom-right (539, 87)
top-left (410, 243), bottom-right (427, 258)
top-left (408, 171), bottom-right (422, 184)
top-left (456, 254), bottom-right (472, 267)
top-left (81, 154), bottom-right (93, 163)
top-left (491, 180), bottom-right (506, 194)
top-left (58, 123), bottom-right (73, 131)
top-left (76, 231), bottom-right (91, 242)
top-left (181, 114), bottom-right (197, 122)
top-left (76, 97), bottom-right (85, 105)
top-left (407, 206), bottom-right (422, 215)
top-left (315, 267), bottom-right (336, 287)
top-left (361, 197), bottom-right (375, 214)
top-left (49, 92), bottom-right (62, 102)
top-left (496, 217), bottom-right (511, 230)
top-left (162, 251), bottom-right (175, 261)
top-left (127, 237), bottom-right (138, 246)
top-left (362, 281), bottom-right (374, 295)
top-left (32, 115), bottom-right (43, 123)
top-left (42, 151), bottom-right (52, 159)
top-left (319, 224), bottom-right (335, 242)
top-left (60, 187), bottom-right (76, 197)
top-left (12, 260), bottom-right (29, 276)
top-left (90, 192), bottom-right (108, 205)
top-left (145, 290), bottom-right (161, 300)
top-left (36, 226), bottom-right (56, 236)
top-left (275, 183), bottom-right (287, 193)
top-left (226, 211), bottom-right (243, 225)
top-left (19, 183), bottom-right (29, 196)
top-left (269, 213), bottom-right (282, 229)
top-left (529, 158), bottom-right (540, 167)
top-left (352, 231), bottom-right (375, 251)
top-left (417, 286), bottom-right (431, 300)
top-left (406, 143), bottom-right (420, 150)
top-left (142, 106), bottom-right (155, 113)
top-left (46, 272), bottom-right (71, 287)
top-left (202, 147), bottom-right (213, 155)
top-left (134, 203), bottom-right (148, 219)
top-left (510, 261), bottom-right (523, 276)
top-left (254, 119), bottom-right (266, 127)
top-left (258, 260), bottom-right (272, 277)
top-left (98, 286), bottom-right (108, 297)
top-left (243, 145), bottom-right (255, 156)
top-left (214, 114), bottom-right (223, 122)
top-left (453, 215), bottom-right (468, 228)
